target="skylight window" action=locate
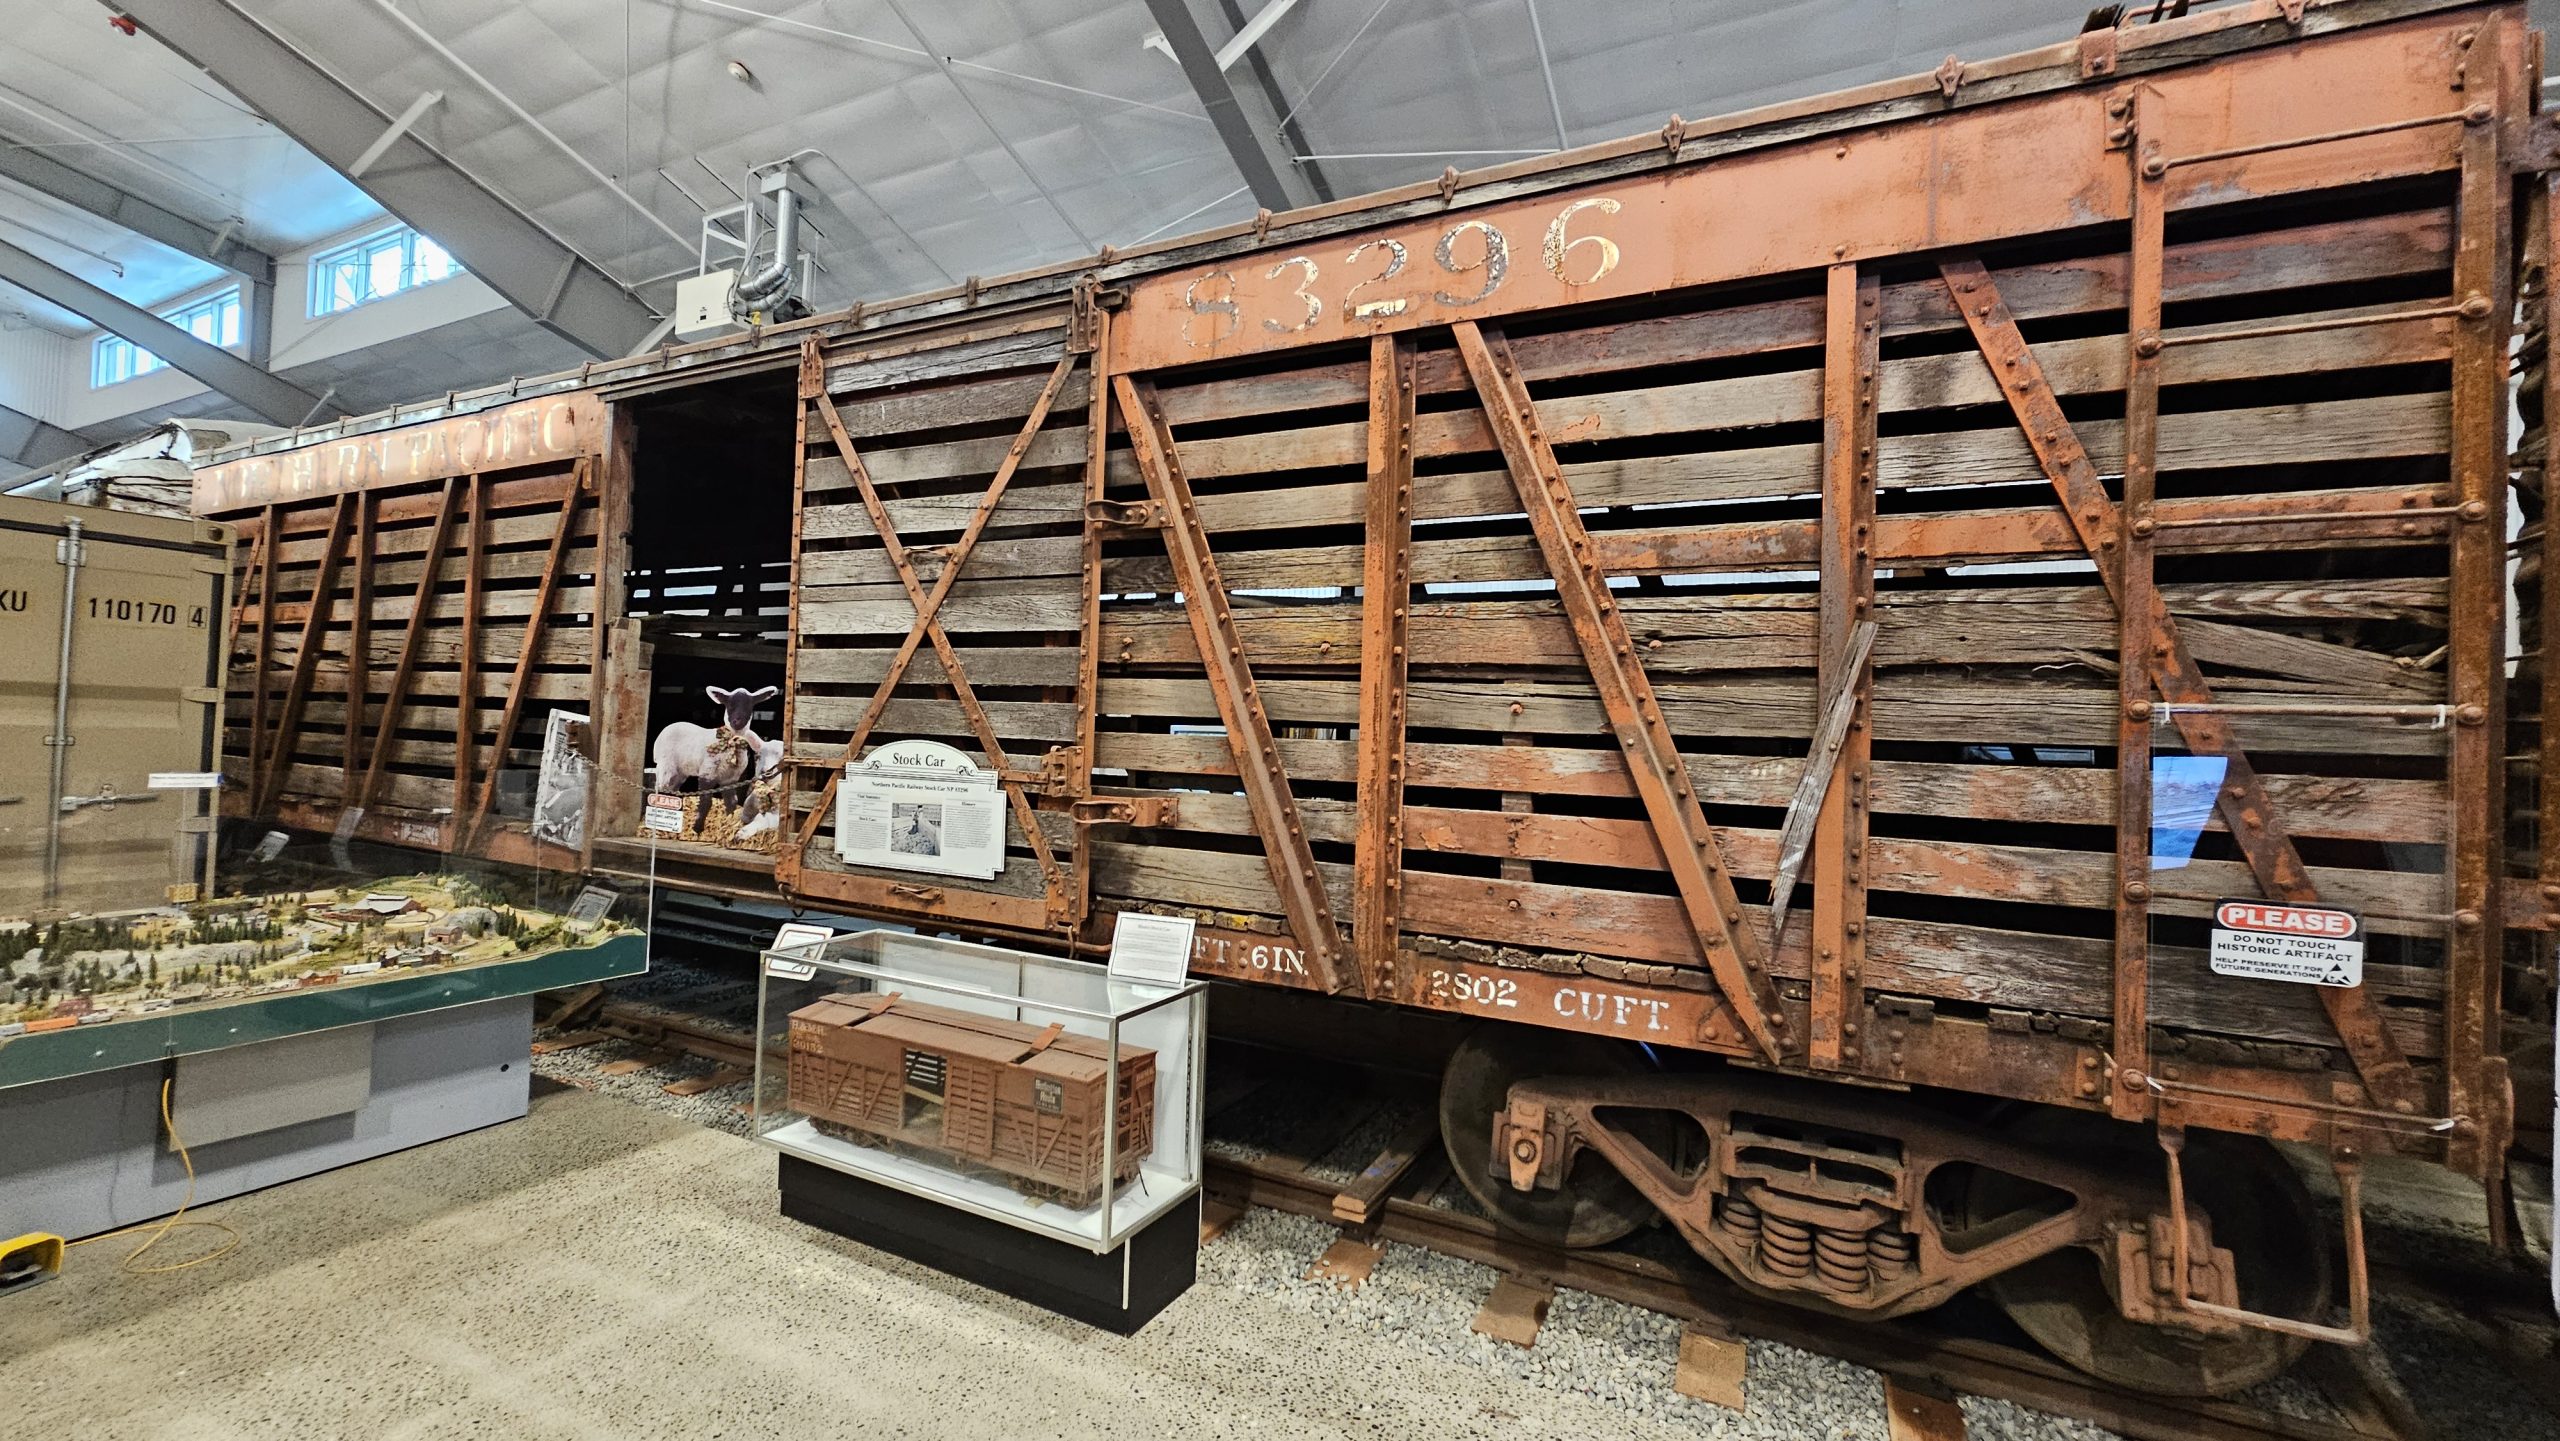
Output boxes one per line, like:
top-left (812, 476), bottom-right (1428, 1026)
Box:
top-left (91, 288), bottom-right (240, 389)
top-left (309, 225), bottom-right (462, 317)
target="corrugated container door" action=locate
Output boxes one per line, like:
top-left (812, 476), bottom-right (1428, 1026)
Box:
top-left (0, 499), bottom-right (226, 916)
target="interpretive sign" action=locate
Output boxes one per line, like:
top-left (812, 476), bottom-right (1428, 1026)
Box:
top-left (1106, 912), bottom-right (1196, 988)
top-left (2208, 900), bottom-right (2365, 988)
top-left (833, 739), bottom-right (1004, 881)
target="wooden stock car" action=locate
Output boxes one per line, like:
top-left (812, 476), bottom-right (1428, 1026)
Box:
top-left (786, 992), bottom-right (1154, 1206)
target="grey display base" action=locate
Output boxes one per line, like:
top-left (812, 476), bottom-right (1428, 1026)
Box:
top-left (0, 996), bottom-right (533, 1240)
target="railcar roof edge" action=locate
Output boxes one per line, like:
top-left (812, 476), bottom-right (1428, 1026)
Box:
top-left (190, 0), bottom-right (2505, 471)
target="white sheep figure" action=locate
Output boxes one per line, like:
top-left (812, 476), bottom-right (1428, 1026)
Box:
top-left (651, 685), bottom-right (779, 806)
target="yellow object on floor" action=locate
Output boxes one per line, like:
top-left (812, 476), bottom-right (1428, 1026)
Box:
top-left (0, 1232), bottom-right (64, 1294)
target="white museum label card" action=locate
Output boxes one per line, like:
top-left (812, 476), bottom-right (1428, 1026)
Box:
top-left (147, 771), bottom-right (221, 790)
top-left (1107, 912), bottom-right (1197, 987)
top-left (765, 921), bottom-right (835, 980)
top-left (567, 884), bottom-right (618, 925)
top-left (2209, 900), bottom-right (2364, 988)
top-left (834, 739), bottom-right (1004, 881)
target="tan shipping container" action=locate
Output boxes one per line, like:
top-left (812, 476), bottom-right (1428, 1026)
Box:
top-left (0, 495), bottom-right (231, 915)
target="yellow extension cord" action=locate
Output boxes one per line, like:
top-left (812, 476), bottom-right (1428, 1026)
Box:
top-left (61, 1077), bottom-right (241, 1275)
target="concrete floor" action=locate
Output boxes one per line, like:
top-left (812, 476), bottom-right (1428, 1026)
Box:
top-left (4, 1083), bottom-right (1866, 1441)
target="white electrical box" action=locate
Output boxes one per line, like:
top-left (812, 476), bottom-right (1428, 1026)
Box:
top-left (674, 269), bottom-right (742, 341)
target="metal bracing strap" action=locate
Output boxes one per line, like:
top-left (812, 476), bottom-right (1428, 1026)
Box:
top-left (786, 347), bottom-right (1082, 873)
top-left (257, 491), bottom-right (355, 816)
top-left (355, 477), bottom-right (464, 819)
top-left (1112, 372), bottom-right (1352, 995)
top-left (789, 366), bottom-right (1074, 913)
top-left (1354, 333), bottom-right (1417, 997)
top-left (1939, 256), bottom-right (2426, 1116)
top-left (463, 463), bottom-right (592, 850)
top-left (1450, 319), bottom-right (1790, 1062)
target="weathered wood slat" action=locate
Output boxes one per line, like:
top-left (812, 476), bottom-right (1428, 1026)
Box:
top-left (791, 696), bottom-right (1081, 743)
top-left (1091, 731), bottom-right (2446, 842)
top-left (242, 583), bottom-right (601, 629)
top-left (1154, 395), bottom-right (2443, 541)
top-left (1086, 841), bottom-right (2441, 1054)
top-left (798, 584), bottom-right (1085, 636)
top-left (799, 533), bottom-right (1084, 588)
top-left (237, 471), bottom-right (579, 535)
top-left (248, 626), bottom-right (592, 672)
top-left (800, 482), bottom-right (1086, 542)
top-left (1157, 312), bottom-right (2445, 485)
top-left (1098, 588), bottom-right (2443, 693)
top-left (1098, 673), bottom-right (2449, 755)
top-left (1148, 788), bottom-right (2444, 934)
top-left (794, 643), bottom-right (1085, 689)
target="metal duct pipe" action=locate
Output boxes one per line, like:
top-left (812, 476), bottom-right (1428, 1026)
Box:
top-left (43, 518), bottom-right (82, 905)
top-left (736, 180), bottom-right (801, 306)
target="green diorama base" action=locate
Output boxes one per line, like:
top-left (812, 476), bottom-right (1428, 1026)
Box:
top-left (0, 872), bottom-right (647, 1089)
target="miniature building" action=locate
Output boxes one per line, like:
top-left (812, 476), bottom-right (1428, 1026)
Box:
top-left (786, 993), bottom-right (1154, 1207)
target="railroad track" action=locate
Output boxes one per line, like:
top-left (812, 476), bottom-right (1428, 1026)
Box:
top-left (538, 987), bottom-right (2499, 1441)
top-left (1205, 1117), bottom-right (2421, 1441)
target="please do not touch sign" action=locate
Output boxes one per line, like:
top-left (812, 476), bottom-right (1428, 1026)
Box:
top-left (2208, 900), bottom-right (2364, 988)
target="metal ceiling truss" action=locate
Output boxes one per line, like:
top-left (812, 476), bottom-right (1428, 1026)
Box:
top-left (109, 0), bottom-right (661, 361)
top-left (0, 235), bottom-right (325, 426)
top-left (0, 399), bottom-right (89, 472)
top-left (1143, 0), bottom-right (1329, 212)
top-left (0, 145), bottom-right (274, 284)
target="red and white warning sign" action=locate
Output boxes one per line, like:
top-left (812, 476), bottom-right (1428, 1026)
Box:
top-left (2208, 900), bottom-right (2363, 988)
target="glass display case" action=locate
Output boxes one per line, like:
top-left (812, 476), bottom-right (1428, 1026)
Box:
top-left (0, 823), bottom-right (652, 1089)
top-left (752, 928), bottom-right (1204, 1254)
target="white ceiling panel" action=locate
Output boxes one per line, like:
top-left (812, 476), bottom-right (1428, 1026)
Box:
top-left (23, 0), bottom-right (2542, 440)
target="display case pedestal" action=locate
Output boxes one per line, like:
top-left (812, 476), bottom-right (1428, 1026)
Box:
top-left (778, 1153), bottom-right (1197, 1333)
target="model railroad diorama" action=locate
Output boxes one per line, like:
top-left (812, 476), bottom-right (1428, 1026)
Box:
top-left (0, 873), bottom-right (633, 1038)
top-left (785, 991), bottom-right (1155, 1208)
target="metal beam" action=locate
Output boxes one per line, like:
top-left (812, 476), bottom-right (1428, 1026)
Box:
top-left (0, 237), bottom-right (329, 426)
top-left (1145, 0), bottom-right (1325, 212)
top-left (111, 0), bottom-right (660, 360)
top-left (0, 145), bottom-right (274, 283)
top-left (0, 399), bottom-right (89, 472)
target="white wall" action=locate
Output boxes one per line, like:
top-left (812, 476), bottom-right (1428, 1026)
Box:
top-left (0, 321), bottom-right (72, 422)
top-left (1, 215), bottom-right (512, 433)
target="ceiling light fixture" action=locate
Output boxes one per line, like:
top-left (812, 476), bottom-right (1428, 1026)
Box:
top-left (727, 59), bottom-right (755, 84)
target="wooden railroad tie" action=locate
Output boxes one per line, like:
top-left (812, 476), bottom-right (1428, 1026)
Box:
top-left (1882, 1377), bottom-right (1966, 1441)
top-left (530, 1029), bottom-right (608, 1055)
top-left (662, 1066), bottom-right (750, 1097)
top-left (1197, 1197), bottom-right (1246, 1245)
top-left (1673, 1324), bottom-right (1748, 1411)
top-left (1304, 1235), bottom-right (1386, 1291)
top-left (1470, 1274), bottom-right (1555, 1349)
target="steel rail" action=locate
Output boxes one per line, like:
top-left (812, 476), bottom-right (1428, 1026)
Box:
top-left (1203, 1147), bottom-right (2407, 1441)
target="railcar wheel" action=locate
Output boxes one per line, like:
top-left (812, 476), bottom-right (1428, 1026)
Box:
top-left (1964, 1111), bottom-right (2331, 1397)
top-left (1439, 1024), bottom-right (1661, 1248)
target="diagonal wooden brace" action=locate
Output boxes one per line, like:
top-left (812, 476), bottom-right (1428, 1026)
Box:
top-left (1451, 320), bottom-right (1790, 1062)
top-left (790, 375), bottom-right (1071, 910)
top-left (1766, 618), bottom-right (1878, 943)
top-left (1939, 256), bottom-right (2424, 1114)
top-left (1114, 373), bottom-right (1352, 995)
